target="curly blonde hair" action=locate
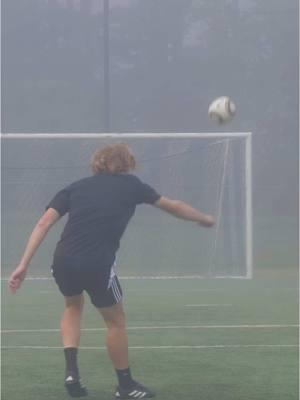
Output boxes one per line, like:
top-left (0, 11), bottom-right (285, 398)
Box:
top-left (91, 143), bottom-right (136, 174)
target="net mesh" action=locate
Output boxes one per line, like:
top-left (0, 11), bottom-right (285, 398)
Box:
top-left (2, 135), bottom-right (248, 277)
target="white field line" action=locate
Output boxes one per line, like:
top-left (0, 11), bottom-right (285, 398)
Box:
top-left (185, 304), bottom-right (233, 307)
top-left (2, 344), bottom-right (298, 350)
top-left (0, 132), bottom-right (252, 139)
top-left (2, 324), bottom-right (299, 333)
top-left (1, 276), bottom-right (250, 280)
top-left (1, 276), bottom-right (298, 291)
top-left (1, 277), bottom-right (52, 281)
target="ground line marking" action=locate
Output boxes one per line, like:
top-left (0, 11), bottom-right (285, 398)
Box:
top-left (1, 276), bottom-right (298, 291)
top-left (2, 344), bottom-right (297, 350)
top-left (1, 276), bottom-right (248, 280)
top-left (185, 304), bottom-right (233, 307)
top-left (2, 324), bottom-right (298, 333)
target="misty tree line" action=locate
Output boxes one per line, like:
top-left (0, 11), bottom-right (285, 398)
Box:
top-left (2, 0), bottom-right (297, 133)
top-left (2, 0), bottom-right (298, 215)
top-left (2, 0), bottom-right (298, 269)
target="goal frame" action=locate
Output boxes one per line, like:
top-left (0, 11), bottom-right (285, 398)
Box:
top-left (1, 132), bottom-right (253, 279)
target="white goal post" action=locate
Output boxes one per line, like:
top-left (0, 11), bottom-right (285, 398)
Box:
top-left (1, 132), bottom-right (253, 279)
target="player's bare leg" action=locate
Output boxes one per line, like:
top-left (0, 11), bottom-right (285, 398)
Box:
top-left (99, 302), bottom-right (155, 399)
top-left (61, 294), bottom-right (87, 397)
top-left (61, 294), bottom-right (84, 347)
top-left (99, 302), bottom-right (129, 369)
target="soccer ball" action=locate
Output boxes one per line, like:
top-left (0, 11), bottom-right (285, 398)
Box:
top-left (208, 96), bottom-right (236, 124)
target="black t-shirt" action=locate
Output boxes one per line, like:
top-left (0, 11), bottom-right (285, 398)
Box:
top-left (47, 173), bottom-right (160, 269)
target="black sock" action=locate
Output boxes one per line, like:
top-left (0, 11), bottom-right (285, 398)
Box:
top-left (116, 367), bottom-right (136, 389)
top-left (64, 347), bottom-right (79, 378)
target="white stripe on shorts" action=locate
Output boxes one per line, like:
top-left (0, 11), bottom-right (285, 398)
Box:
top-left (115, 278), bottom-right (122, 301)
top-left (107, 260), bottom-right (117, 289)
top-left (113, 278), bottom-right (122, 300)
top-left (111, 277), bottom-right (121, 302)
top-left (110, 279), bottom-right (118, 301)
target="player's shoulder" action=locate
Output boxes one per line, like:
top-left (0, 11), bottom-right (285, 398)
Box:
top-left (121, 173), bottom-right (147, 188)
top-left (123, 173), bottom-right (138, 180)
top-left (66, 176), bottom-right (95, 190)
top-left (123, 173), bottom-right (143, 183)
top-left (68, 174), bottom-right (143, 190)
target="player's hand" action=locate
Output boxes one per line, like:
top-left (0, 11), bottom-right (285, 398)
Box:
top-left (198, 215), bottom-right (215, 227)
top-left (8, 265), bottom-right (28, 293)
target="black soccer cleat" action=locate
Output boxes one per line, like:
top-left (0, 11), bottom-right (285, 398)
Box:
top-left (64, 374), bottom-right (88, 398)
top-left (115, 382), bottom-right (155, 399)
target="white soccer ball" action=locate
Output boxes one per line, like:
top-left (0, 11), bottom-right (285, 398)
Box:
top-left (208, 96), bottom-right (236, 124)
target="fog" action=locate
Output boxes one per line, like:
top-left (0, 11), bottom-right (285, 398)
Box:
top-left (2, 0), bottom-right (298, 271)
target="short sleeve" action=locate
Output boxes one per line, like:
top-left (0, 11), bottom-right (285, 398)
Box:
top-left (134, 178), bottom-right (161, 205)
top-left (46, 188), bottom-right (70, 216)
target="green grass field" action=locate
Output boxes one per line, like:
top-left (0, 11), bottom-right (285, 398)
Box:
top-left (2, 268), bottom-right (299, 400)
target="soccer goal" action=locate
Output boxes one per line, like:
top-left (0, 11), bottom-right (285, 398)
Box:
top-left (1, 132), bottom-right (252, 279)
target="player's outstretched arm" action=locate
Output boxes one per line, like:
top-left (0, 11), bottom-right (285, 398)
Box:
top-left (153, 196), bottom-right (215, 227)
top-left (8, 208), bottom-right (61, 293)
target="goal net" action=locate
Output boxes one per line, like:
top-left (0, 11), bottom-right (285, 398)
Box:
top-left (1, 133), bottom-right (252, 278)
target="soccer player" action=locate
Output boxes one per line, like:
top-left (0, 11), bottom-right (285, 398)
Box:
top-left (8, 144), bottom-right (214, 399)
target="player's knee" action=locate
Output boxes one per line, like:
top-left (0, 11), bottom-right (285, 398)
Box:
top-left (108, 313), bottom-right (126, 329)
top-left (104, 311), bottom-right (126, 331)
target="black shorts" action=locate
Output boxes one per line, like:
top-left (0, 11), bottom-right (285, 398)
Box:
top-left (52, 262), bottom-right (123, 308)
